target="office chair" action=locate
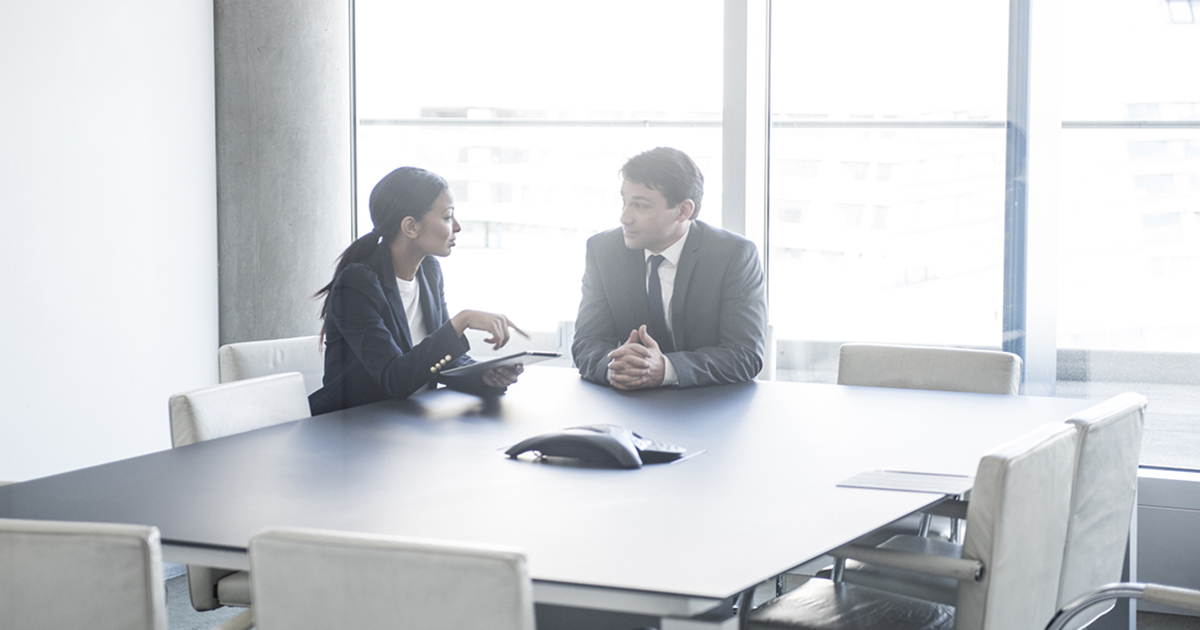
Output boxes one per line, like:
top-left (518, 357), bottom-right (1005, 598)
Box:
top-left (744, 422), bottom-right (1079, 630)
top-left (839, 392), bottom-right (1147, 625)
top-left (249, 527), bottom-right (535, 630)
top-left (170, 371), bottom-right (311, 447)
top-left (168, 372), bottom-right (311, 618)
top-left (837, 343), bottom-right (1023, 395)
top-left (0, 517), bottom-right (169, 630)
top-left (218, 334), bottom-right (325, 395)
top-left (833, 343), bottom-right (1024, 547)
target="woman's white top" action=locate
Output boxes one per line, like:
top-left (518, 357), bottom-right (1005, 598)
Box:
top-left (395, 275), bottom-right (428, 344)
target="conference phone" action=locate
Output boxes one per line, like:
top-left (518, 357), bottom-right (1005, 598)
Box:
top-left (504, 423), bottom-right (686, 469)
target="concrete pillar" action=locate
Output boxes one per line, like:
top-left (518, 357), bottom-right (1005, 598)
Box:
top-left (215, 0), bottom-right (352, 345)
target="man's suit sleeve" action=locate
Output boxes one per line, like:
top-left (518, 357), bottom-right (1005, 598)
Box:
top-left (669, 240), bottom-right (767, 387)
top-left (328, 265), bottom-right (469, 399)
top-left (571, 237), bottom-right (618, 384)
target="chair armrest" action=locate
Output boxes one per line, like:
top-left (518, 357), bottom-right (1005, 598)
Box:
top-left (921, 498), bottom-right (969, 520)
top-left (210, 608), bottom-right (254, 630)
top-left (1145, 584), bottom-right (1200, 613)
top-left (830, 544), bottom-right (983, 582)
top-left (1048, 583), bottom-right (1200, 630)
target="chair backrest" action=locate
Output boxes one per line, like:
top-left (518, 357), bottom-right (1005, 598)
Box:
top-left (169, 372), bottom-right (311, 447)
top-left (837, 343), bottom-right (1022, 395)
top-left (956, 423), bottom-right (1078, 630)
top-left (219, 335), bottom-right (325, 395)
top-left (1056, 393), bottom-right (1147, 626)
top-left (249, 527), bottom-right (535, 630)
top-left (0, 517), bottom-right (167, 630)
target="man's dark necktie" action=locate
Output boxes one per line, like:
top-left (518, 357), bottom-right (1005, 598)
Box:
top-left (647, 254), bottom-right (674, 353)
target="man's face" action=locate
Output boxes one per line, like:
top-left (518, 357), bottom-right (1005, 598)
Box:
top-left (619, 179), bottom-right (693, 253)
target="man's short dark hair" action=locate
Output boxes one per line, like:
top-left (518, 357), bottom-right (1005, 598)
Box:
top-left (620, 147), bottom-right (704, 219)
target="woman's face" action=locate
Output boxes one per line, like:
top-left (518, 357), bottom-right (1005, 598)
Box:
top-left (413, 189), bottom-right (460, 257)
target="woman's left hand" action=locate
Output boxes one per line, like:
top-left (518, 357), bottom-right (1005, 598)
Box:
top-left (482, 364), bottom-right (523, 389)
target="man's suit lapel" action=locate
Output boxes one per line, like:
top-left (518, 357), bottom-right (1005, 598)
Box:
top-left (670, 222), bottom-right (705, 347)
top-left (371, 246), bottom-right (414, 351)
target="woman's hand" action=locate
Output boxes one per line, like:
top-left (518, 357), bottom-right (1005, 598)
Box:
top-left (450, 310), bottom-right (528, 350)
top-left (482, 364), bottom-right (523, 389)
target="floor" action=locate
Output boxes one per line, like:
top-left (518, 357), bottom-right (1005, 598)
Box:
top-left (1141, 612), bottom-right (1200, 630)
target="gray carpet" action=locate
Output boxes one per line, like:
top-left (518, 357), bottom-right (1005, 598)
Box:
top-left (1142, 612), bottom-right (1200, 630)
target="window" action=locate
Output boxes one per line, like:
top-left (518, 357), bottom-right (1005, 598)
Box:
top-left (355, 0), bottom-right (722, 334)
top-left (768, 0), bottom-right (1009, 378)
top-left (1055, 0), bottom-right (1200, 467)
top-left (353, 1), bottom-right (1200, 467)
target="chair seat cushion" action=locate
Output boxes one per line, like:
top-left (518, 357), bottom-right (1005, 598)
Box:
top-left (748, 579), bottom-right (954, 630)
top-left (842, 535), bottom-right (960, 605)
top-left (217, 570), bottom-right (251, 607)
top-left (848, 513), bottom-right (953, 548)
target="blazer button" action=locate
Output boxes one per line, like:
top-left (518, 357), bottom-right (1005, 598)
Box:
top-left (444, 355), bottom-right (452, 362)
top-left (429, 366), bottom-right (437, 373)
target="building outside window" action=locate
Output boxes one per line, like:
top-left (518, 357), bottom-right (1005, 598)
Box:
top-left (355, 0), bottom-right (1200, 466)
top-left (354, 0), bottom-right (723, 336)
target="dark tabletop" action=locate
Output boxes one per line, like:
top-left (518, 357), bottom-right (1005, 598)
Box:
top-left (0, 367), bottom-right (1095, 601)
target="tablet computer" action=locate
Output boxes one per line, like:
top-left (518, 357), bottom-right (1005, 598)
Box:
top-left (439, 350), bottom-right (561, 377)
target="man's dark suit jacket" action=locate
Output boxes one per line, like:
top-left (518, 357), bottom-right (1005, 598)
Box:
top-left (308, 245), bottom-right (497, 415)
top-left (572, 220), bottom-right (767, 388)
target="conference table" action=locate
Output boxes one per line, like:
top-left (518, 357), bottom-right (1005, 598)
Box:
top-left (0, 366), bottom-right (1096, 629)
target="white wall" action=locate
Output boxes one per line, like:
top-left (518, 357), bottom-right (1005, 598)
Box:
top-left (0, 0), bottom-right (218, 481)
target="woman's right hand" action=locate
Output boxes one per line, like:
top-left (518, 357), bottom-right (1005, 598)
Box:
top-left (482, 364), bottom-right (523, 389)
top-left (450, 310), bottom-right (528, 350)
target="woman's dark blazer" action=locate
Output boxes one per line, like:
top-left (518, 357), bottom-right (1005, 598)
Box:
top-left (308, 245), bottom-right (499, 415)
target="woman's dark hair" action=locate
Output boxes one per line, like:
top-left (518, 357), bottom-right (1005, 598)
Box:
top-left (619, 147), bottom-right (704, 219)
top-left (315, 167), bottom-right (449, 336)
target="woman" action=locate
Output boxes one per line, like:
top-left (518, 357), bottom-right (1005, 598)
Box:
top-left (308, 167), bottom-right (524, 415)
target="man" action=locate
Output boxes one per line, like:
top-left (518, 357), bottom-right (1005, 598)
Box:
top-left (572, 147), bottom-right (767, 389)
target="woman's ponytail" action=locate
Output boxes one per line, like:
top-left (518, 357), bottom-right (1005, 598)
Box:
top-left (315, 231), bottom-right (382, 340)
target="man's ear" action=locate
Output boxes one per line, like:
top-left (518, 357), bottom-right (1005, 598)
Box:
top-left (400, 215), bottom-right (420, 238)
top-left (677, 199), bottom-right (695, 222)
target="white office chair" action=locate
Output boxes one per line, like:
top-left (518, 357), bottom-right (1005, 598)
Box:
top-left (1056, 392), bottom-right (1146, 626)
top-left (218, 334), bottom-right (325, 395)
top-left (170, 371), bottom-right (312, 447)
top-left (169, 372), bottom-right (311, 618)
top-left (840, 392), bottom-right (1147, 626)
top-left (832, 343), bottom-right (1023, 548)
top-left (0, 517), bottom-right (169, 630)
top-left (249, 527), bottom-right (535, 630)
top-left (744, 422), bottom-right (1079, 630)
top-left (837, 343), bottom-right (1023, 395)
